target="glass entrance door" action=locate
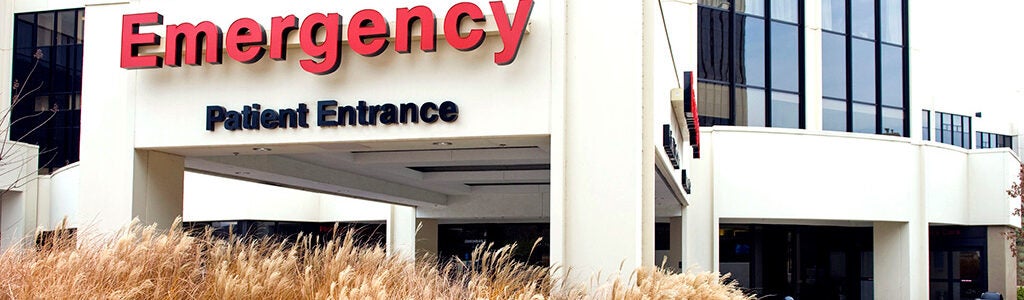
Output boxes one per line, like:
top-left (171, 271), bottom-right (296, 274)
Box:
top-left (929, 249), bottom-right (985, 300)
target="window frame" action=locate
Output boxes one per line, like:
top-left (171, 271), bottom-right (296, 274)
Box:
top-left (697, 0), bottom-right (806, 129)
top-left (820, 0), bottom-right (908, 137)
top-left (934, 111), bottom-right (972, 149)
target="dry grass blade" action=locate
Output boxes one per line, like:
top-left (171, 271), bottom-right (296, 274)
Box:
top-left (0, 219), bottom-right (755, 299)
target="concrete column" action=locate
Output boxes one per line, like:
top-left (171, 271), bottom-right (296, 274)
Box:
top-left (668, 216), bottom-right (684, 272)
top-left (0, 0), bottom-right (13, 133)
top-left (386, 205), bottom-right (416, 260)
top-left (804, 0), bottom-right (824, 131)
top-left (0, 143), bottom-right (43, 250)
top-left (416, 218), bottom-right (438, 258)
top-left (131, 151), bottom-right (184, 227)
top-left (79, 3), bottom-right (188, 233)
top-left (550, 0), bottom-right (654, 280)
top-left (987, 226), bottom-right (1017, 298)
top-left (683, 140), bottom-right (717, 272)
top-left (873, 221), bottom-right (928, 299)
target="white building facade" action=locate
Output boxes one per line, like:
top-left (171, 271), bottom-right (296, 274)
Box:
top-left (1, 0), bottom-right (1022, 299)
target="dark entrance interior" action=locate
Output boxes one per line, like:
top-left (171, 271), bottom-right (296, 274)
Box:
top-left (929, 226), bottom-right (988, 300)
top-left (719, 224), bottom-right (873, 300)
top-left (438, 223), bottom-right (550, 266)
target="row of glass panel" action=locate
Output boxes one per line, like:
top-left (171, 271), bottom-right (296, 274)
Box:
top-left (701, 0), bottom-right (903, 44)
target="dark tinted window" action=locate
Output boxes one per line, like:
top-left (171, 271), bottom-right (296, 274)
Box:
top-left (922, 110), bottom-right (931, 141)
top-left (699, 8), bottom-right (731, 82)
top-left (11, 8), bottom-right (84, 172)
top-left (976, 132), bottom-right (1012, 150)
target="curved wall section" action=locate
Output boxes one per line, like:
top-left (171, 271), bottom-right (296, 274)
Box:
top-left (699, 127), bottom-right (1019, 226)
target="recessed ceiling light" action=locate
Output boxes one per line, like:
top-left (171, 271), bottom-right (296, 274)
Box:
top-left (432, 141), bottom-right (453, 146)
top-left (253, 147), bottom-right (272, 152)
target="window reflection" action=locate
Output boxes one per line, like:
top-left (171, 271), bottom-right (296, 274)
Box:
top-left (852, 39), bottom-right (875, 103)
top-left (736, 87), bottom-right (766, 126)
top-left (823, 99), bottom-right (847, 132)
top-left (698, 2), bottom-right (803, 129)
top-left (880, 0), bottom-right (902, 44)
top-left (852, 103), bottom-right (876, 134)
top-left (852, 0), bottom-right (875, 39)
top-left (771, 92), bottom-right (800, 129)
top-left (821, 0), bottom-right (845, 33)
top-left (736, 0), bottom-right (764, 16)
top-left (935, 112), bottom-right (971, 149)
top-left (770, 0), bottom-right (799, 23)
top-left (770, 22), bottom-right (799, 92)
top-left (698, 82), bottom-right (732, 126)
top-left (735, 16), bottom-right (765, 87)
top-left (822, 33), bottom-right (846, 98)
top-left (881, 107), bottom-right (902, 136)
top-left (880, 45), bottom-right (903, 108)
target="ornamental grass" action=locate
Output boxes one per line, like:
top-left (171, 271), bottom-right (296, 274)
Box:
top-left (0, 219), bottom-right (754, 299)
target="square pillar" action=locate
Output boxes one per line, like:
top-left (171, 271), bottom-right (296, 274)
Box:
top-left (873, 221), bottom-right (928, 299)
top-left (987, 226), bottom-right (1017, 299)
top-left (79, 3), bottom-right (182, 233)
top-left (416, 218), bottom-right (438, 258)
top-left (386, 205), bottom-right (416, 260)
top-left (668, 216), bottom-right (684, 272)
top-left (550, 0), bottom-right (655, 280)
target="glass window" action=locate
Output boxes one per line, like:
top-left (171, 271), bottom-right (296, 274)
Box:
top-left (952, 117), bottom-right (962, 146)
top-left (822, 0), bottom-right (845, 33)
top-left (823, 98), bottom-right (847, 132)
top-left (697, 81), bottom-right (732, 126)
top-left (935, 112), bottom-right (971, 149)
top-left (881, 107), bottom-right (903, 136)
top-left (880, 0), bottom-right (902, 44)
top-left (940, 113), bottom-right (952, 143)
top-left (922, 110), bottom-right (931, 141)
top-left (770, 0), bottom-right (799, 23)
top-left (851, 0), bottom-right (875, 39)
top-left (771, 91), bottom-right (799, 128)
top-left (821, 0), bottom-right (907, 137)
top-left (700, 0), bottom-right (732, 10)
top-left (698, 2), bottom-right (804, 129)
top-left (770, 22), bottom-right (799, 92)
top-left (735, 17), bottom-right (766, 87)
top-left (57, 10), bottom-right (76, 45)
top-left (880, 45), bottom-right (903, 108)
top-left (36, 12), bottom-right (54, 47)
top-left (822, 32), bottom-right (846, 98)
top-left (736, 87), bottom-right (766, 126)
top-left (852, 39), bottom-right (875, 103)
top-left (737, 0), bottom-right (764, 16)
top-left (852, 103), bottom-right (876, 134)
top-left (12, 8), bottom-right (85, 172)
top-left (699, 8), bottom-right (731, 82)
